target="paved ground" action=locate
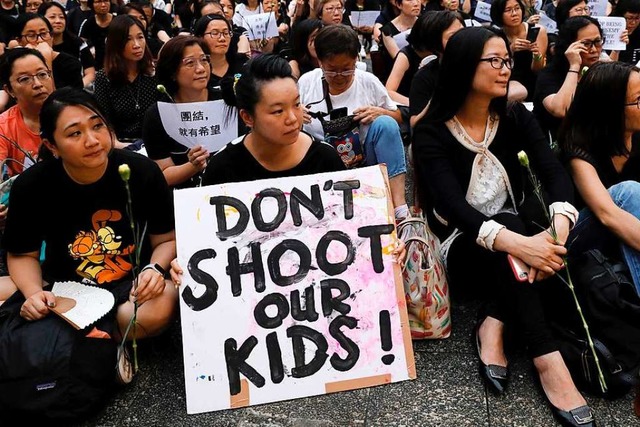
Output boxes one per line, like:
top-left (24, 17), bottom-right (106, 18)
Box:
top-left (76, 300), bottom-right (639, 427)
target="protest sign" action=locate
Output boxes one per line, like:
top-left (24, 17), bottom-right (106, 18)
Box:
top-left (175, 165), bottom-right (416, 414)
top-left (349, 11), bottom-right (378, 28)
top-left (474, 1), bottom-right (492, 22)
top-left (393, 29), bottom-right (410, 50)
top-left (538, 12), bottom-right (557, 34)
top-left (243, 12), bottom-right (279, 41)
top-left (597, 17), bottom-right (627, 51)
top-left (157, 100), bottom-right (237, 153)
top-left (588, 0), bottom-right (607, 16)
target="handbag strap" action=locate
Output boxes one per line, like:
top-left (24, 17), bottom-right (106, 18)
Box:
top-left (401, 236), bottom-right (436, 272)
top-left (322, 78), bottom-right (334, 113)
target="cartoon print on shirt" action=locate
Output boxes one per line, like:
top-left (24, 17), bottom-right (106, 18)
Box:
top-left (68, 209), bottom-right (134, 284)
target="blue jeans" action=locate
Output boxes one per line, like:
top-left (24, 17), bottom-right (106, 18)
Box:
top-left (363, 115), bottom-right (406, 178)
top-left (568, 181), bottom-right (640, 294)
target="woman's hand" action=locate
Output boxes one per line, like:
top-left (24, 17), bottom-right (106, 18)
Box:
top-left (132, 268), bottom-right (166, 305)
top-left (187, 145), bottom-right (209, 171)
top-left (170, 258), bottom-right (183, 286)
top-left (511, 38), bottom-right (532, 52)
top-left (20, 290), bottom-right (55, 321)
top-left (565, 40), bottom-right (587, 69)
top-left (353, 106), bottom-right (384, 124)
top-left (516, 231), bottom-right (566, 282)
top-left (527, 14), bottom-right (540, 25)
top-left (530, 41), bottom-right (542, 58)
top-left (392, 239), bottom-right (406, 268)
top-left (620, 29), bottom-right (630, 45)
top-left (357, 25), bottom-right (373, 35)
top-left (302, 106), bottom-right (312, 124)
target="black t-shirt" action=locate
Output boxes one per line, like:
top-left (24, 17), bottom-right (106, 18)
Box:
top-left (396, 45), bottom-right (420, 98)
top-left (55, 33), bottom-right (96, 71)
top-left (3, 150), bottom-right (174, 286)
top-left (409, 58), bottom-right (439, 117)
top-left (80, 17), bottom-right (110, 70)
top-left (533, 63), bottom-right (565, 139)
top-left (52, 52), bottom-right (84, 89)
top-left (148, 8), bottom-right (172, 39)
top-left (142, 89), bottom-right (223, 189)
top-left (209, 53), bottom-right (248, 88)
top-left (618, 28), bottom-right (640, 64)
top-left (67, 7), bottom-right (93, 36)
top-left (202, 132), bottom-right (346, 185)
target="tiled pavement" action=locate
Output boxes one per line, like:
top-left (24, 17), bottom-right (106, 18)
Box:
top-left (78, 301), bottom-right (639, 427)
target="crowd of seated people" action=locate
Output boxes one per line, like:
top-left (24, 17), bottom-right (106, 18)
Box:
top-left (0, 0), bottom-right (640, 423)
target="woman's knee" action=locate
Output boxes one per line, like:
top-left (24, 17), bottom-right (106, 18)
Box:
top-left (609, 181), bottom-right (640, 214)
top-left (127, 283), bottom-right (178, 338)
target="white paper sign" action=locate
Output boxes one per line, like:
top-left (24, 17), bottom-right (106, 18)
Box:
top-left (597, 17), bottom-right (626, 50)
top-left (175, 166), bottom-right (416, 414)
top-left (474, 1), bottom-right (492, 22)
top-left (157, 100), bottom-right (237, 153)
top-left (243, 12), bottom-right (279, 40)
top-left (588, 0), bottom-right (608, 17)
top-left (393, 29), bottom-right (410, 50)
top-left (464, 18), bottom-right (484, 27)
top-left (349, 10), bottom-right (378, 28)
top-left (538, 11), bottom-right (557, 34)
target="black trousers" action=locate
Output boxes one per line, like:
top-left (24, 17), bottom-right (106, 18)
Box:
top-left (446, 212), bottom-right (562, 359)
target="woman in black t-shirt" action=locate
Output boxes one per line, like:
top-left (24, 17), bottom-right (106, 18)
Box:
top-left (2, 87), bottom-right (177, 351)
top-left (379, 0), bottom-right (419, 83)
top-left (40, 2), bottom-right (96, 87)
top-left (79, 0), bottom-right (113, 70)
top-left (559, 61), bottom-right (640, 294)
top-left (143, 36), bottom-right (215, 189)
top-left (612, 0), bottom-right (640, 64)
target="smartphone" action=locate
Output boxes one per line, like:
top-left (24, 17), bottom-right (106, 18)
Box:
top-left (330, 107), bottom-right (348, 120)
top-left (527, 26), bottom-right (540, 43)
top-left (507, 254), bottom-right (529, 282)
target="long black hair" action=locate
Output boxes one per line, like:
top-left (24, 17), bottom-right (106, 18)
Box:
top-left (423, 27), bottom-right (510, 124)
top-left (406, 10), bottom-right (462, 55)
top-left (559, 61), bottom-right (637, 159)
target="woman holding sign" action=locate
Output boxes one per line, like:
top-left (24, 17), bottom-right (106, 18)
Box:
top-left (413, 27), bottom-right (594, 426)
top-left (142, 36), bottom-right (216, 188)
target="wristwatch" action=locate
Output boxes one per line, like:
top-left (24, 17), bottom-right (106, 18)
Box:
top-left (142, 263), bottom-right (167, 278)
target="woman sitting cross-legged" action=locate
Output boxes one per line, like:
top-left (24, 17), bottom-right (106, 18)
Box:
top-left (0, 87), bottom-right (178, 348)
top-left (412, 26), bottom-right (594, 427)
top-left (560, 61), bottom-right (640, 295)
top-left (299, 24), bottom-right (409, 221)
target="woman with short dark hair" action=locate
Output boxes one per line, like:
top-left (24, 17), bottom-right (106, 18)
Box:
top-left (613, 0), bottom-right (640, 63)
top-left (413, 26), bottom-right (593, 426)
top-left (93, 14), bottom-right (160, 140)
top-left (79, 0), bottom-right (113, 70)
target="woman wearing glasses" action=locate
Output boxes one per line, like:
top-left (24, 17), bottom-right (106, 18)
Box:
top-left (0, 48), bottom-right (54, 177)
top-left (612, 0), bottom-right (640, 64)
top-left (142, 36), bottom-right (214, 188)
top-left (560, 61), bottom-right (640, 295)
top-left (555, 0), bottom-right (590, 28)
top-left (299, 24), bottom-right (409, 220)
top-left (315, 0), bottom-right (346, 25)
top-left (533, 16), bottom-right (604, 142)
top-left (93, 15), bottom-right (160, 141)
top-left (194, 14), bottom-right (248, 88)
top-left (413, 27), bottom-right (592, 427)
top-left (12, 13), bottom-right (84, 89)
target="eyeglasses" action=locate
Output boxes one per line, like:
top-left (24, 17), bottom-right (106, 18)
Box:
top-left (323, 6), bottom-right (344, 14)
top-left (20, 31), bottom-right (52, 43)
top-left (181, 55), bottom-right (211, 68)
top-left (204, 30), bottom-right (231, 39)
top-left (14, 70), bottom-right (52, 86)
top-left (581, 37), bottom-right (605, 49)
top-left (625, 14), bottom-right (640, 22)
top-left (479, 57), bottom-right (514, 70)
top-left (322, 68), bottom-right (356, 78)
top-left (504, 5), bottom-right (521, 15)
top-left (625, 97), bottom-right (640, 109)
top-left (571, 6), bottom-right (590, 14)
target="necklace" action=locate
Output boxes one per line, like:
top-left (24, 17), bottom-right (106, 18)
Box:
top-left (128, 76), bottom-right (141, 110)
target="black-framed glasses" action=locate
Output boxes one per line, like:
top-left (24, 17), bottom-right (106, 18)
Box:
top-left (581, 37), bottom-right (605, 50)
top-left (479, 57), bottom-right (514, 70)
top-left (204, 30), bottom-right (231, 39)
top-left (181, 55), bottom-right (211, 68)
top-left (20, 31), bottom-right (52, 43)
top-left (14, 70), bottom-right (51, 86)
top-left (625, 97), bottom-right (640, 109)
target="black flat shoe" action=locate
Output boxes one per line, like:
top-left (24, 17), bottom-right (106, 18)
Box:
top-left (552, 404), bottom-right (596, 427)
top-left (474, 321), bottom-right (508, 394)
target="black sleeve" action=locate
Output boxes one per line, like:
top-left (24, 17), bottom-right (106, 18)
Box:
top-left (79, 44), bottom-right (95, 69)
top-left (93, 71), bottom-right (114, 124)
top-left (409, 62), bottom-right (437, 116)
top-left (533, 66), bottom-right (563, 106)
top-left (142, 103), bottom-right (183, 161)
top-left (2, 169), bottom-right (45, 254)
top-left (53, 53), bottom-right (84, 89)
top-left (129, 153), bottom-right (175, 235)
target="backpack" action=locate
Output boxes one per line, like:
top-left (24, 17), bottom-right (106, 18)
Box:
top-left (554, 249), bottom-right (640, 398)
top-left (0, 291), bottom-right (118, 422)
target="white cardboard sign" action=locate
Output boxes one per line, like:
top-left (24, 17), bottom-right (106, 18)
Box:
top-left (157, 100), bottom-right (237, 153)
top-left (349, 11), bottom-right (378, 28)
top-left (474, 1), bottom-right (492, 22)
top-left (597, 17), bottom-right (627, 50)
top-left (588, 0), bottom-right (608, 17)
top-left (538, 11), bottom-right (557, 34)
top-left (175, 165), bottom-right (416, 414)
top-left (393, 29), bottom-right (410, 50)
top-left (243, 12), bottom-right (279, 40)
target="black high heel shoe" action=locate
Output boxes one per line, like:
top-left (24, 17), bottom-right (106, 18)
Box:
top-left (474, 320), bottom-right (509, 394)
top-left (551, 404), bottom-right (596, 427)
